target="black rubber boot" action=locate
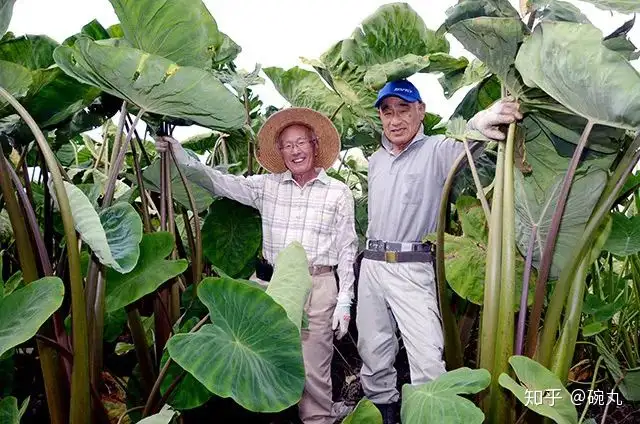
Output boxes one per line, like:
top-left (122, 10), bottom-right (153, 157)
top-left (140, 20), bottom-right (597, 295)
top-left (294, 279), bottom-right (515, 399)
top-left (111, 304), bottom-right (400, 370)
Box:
top-left (373, 402), bottom-right (399, 424)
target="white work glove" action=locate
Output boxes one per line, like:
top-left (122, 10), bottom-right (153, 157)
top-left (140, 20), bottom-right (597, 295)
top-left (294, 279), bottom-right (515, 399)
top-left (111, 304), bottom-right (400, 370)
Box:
top-left (153, 135), bottom-right (190, 164)
top-left (467, 98), bottom-right (523, 141)
top-left (332, 293), bottom-right (351, 340)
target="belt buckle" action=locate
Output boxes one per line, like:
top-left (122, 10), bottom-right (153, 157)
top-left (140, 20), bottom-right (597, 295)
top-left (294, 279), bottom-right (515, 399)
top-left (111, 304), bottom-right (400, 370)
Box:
top-left (385, 251), bottom-right (398, 263)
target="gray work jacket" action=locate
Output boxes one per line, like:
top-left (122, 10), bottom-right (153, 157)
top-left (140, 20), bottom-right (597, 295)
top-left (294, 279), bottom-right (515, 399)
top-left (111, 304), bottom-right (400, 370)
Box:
top-left (366, 125), bottom-right (480, 243)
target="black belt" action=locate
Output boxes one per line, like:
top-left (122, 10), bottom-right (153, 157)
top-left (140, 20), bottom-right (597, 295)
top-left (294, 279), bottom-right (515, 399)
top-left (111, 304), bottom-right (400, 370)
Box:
top-left (364, 240), bottom-right (434, 263)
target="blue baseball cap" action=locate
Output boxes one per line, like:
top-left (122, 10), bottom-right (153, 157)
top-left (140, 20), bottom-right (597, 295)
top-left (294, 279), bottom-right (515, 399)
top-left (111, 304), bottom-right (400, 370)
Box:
top-left (374, 79), bottom-right (423, 108)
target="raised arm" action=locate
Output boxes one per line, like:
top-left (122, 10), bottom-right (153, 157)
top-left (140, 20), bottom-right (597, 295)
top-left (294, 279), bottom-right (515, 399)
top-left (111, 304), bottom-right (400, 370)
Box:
top-left (155, 135), bottom-right (264, 210)
top-left (437, 98), bottom-right (523, 179)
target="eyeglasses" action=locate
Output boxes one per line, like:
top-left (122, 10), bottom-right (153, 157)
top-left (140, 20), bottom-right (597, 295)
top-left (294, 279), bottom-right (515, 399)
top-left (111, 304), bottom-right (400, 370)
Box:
top-left (278, 137), bottom-right (316, 152)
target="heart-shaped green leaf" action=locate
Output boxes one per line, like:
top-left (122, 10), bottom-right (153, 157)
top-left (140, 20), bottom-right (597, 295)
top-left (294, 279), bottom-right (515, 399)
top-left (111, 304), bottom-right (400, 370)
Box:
top-left (59, 181), bottom-right (142, 273)
top-left (53, 38), bottom-right (246, 131)
top-left (499, 356), bottom-right (578, 424)
top-left (105, 232), bottom-right (188, 312)
top-left (401, 367), bottom-right (490, 424)
top-left (202, 198), bottom-right (262, 277)
top-left (0, 277), bottom-right (64, 358)
top-left (167, 277), bottom-right (305, 412)
top-left (603, 213), bottom-right (640, 256)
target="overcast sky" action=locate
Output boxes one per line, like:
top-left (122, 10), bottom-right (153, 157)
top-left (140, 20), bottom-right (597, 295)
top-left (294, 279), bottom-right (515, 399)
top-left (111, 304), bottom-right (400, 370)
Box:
top-left (7, 0), bottom-right (640, 139)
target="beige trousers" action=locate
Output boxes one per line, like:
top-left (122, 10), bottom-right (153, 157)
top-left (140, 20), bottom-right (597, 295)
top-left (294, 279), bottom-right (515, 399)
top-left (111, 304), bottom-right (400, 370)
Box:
top-left (252, 271), bottom-right (337, 424)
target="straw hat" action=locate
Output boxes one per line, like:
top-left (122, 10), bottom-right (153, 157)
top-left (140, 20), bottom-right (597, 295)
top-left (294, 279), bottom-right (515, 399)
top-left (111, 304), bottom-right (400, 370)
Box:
top-left (256, 107), bottom-right (341, 174)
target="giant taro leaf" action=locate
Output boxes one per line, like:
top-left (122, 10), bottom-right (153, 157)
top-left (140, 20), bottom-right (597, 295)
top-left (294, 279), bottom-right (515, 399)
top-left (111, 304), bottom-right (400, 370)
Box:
top-left (105, 232), bottom-right (188, 312)
top-left (603, 213), bottom-right (640, 256)
top-left (499, 356), bottom-right (578, 424)
top-left (341, 2), bottom-right (449, 67)
top-left (0, 277), bottom-right (64, 358)
top-left (109, 0), bottom-right (238, 68)
top-left (448, 17), bottom-right (527, 95)
top-left (202, 198), bottom-right (262, 277)
top-left (400, 367), bottom-right (490, 424)
top-left (515, 117), bottom-right (614, 278)
top-left (338, 3), bottom-right (450, 89)
top-left (310, 40), bottom-right (380, 130)
top-left (53, 38), bottom-right (246, 131)
top-left (265, 242), bottom-right (312, 331)
top-left (166, 277), bottom-right (305, 412)
top-left (515, 21), bottom-right (640, 130)
top-left (59, 181), bottom-right (142, 273)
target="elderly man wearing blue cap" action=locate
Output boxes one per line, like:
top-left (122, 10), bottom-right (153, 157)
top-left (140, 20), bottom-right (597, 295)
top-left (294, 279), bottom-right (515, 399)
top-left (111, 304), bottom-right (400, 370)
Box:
top-left (357, 79), bottom-right (522, 423)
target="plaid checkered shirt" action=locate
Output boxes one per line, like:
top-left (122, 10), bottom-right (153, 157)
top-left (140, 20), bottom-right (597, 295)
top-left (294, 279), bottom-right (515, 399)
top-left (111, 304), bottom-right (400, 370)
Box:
top-left (176, 151), bottom-right (358, 304)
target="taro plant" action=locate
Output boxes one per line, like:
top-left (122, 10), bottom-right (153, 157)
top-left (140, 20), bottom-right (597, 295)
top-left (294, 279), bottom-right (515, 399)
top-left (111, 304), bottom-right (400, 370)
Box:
top-left (429, 0), bottom-right (640, 422)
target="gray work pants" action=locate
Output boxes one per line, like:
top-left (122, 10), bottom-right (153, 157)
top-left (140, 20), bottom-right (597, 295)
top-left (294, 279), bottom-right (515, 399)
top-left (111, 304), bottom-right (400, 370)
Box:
top-left (356, 258), bottom-right (446, 404)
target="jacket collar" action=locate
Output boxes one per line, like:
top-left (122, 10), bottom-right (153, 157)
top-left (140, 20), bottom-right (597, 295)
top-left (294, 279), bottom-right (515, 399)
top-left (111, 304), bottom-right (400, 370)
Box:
top-left (381, 124), bottom-right (426, 156)
top-left (282, 167), bottom-right (330, 186)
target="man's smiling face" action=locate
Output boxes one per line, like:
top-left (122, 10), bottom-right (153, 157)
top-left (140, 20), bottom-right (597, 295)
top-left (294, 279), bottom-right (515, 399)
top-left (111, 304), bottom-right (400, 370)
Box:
top-left (378, 96), bottom-right (425, 149)
top-left (277, 124), bottom-right (317, 176)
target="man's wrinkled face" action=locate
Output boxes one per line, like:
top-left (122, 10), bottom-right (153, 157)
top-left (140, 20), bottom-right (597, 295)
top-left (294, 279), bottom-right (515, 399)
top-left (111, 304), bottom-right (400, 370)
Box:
top-left (379, 96), bottom-right (425, 147)
top-left (277, 124), bottom-right (318, 175)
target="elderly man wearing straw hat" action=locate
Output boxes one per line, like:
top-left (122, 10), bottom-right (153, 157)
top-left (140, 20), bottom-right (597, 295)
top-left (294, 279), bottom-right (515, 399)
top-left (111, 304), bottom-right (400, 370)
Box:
top-left (155, 107), bottom-right (358, 424)
top-left (358, 79), bottom-right (522, 424)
